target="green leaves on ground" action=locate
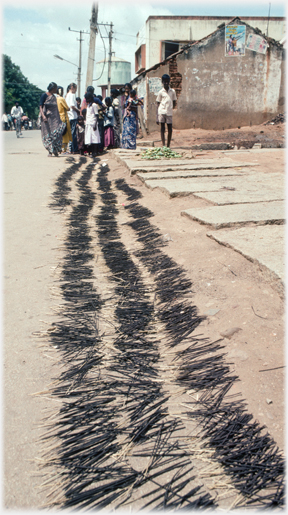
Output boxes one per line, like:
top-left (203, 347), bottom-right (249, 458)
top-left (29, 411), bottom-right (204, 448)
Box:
top-left (141, 147), bottom-right (182, 160)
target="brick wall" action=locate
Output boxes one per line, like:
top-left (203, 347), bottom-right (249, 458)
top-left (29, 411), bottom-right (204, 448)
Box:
top-left (169, 57), bottom-right (182, 100)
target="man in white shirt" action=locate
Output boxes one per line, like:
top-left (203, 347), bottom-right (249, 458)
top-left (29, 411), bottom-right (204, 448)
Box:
top-left (11, 102), bottom-right (23, 137)
top-left (156, 74), bottom-right (177, 148)
top-left (66, 83), bottom-right (80, 153)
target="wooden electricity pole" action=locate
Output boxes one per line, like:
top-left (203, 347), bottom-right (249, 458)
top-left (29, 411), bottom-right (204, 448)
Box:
top-left (86, 3), bottom-right (98, 90)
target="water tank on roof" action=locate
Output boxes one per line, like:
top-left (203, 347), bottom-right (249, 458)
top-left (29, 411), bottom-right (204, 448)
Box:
top-left (95, 55), bottom-right (131, 87)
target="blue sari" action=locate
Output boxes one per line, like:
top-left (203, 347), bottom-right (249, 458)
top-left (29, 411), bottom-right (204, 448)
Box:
top-left (121, 100), bottom-right (137, 149)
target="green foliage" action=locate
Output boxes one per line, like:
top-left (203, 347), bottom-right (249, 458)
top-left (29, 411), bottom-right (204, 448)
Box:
top-left (141, 147), bottom-right (182, 160)
top-left (3, 54), bottom-right (43, 119)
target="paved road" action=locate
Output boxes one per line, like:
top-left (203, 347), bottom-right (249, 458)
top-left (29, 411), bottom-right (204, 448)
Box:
top-left (4, 130), bottom-right (65, 508)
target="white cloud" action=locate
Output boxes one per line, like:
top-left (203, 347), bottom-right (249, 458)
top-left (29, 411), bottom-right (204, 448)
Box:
top-left (2, 0), bottom-right (286, 99)
top-left (2, 0), bottom-right (174, 96)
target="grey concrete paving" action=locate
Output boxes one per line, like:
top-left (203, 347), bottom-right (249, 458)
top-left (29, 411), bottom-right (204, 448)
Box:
top-left (207, 225), bottom-right (285, 295)
top-left (222, 148), bottom-right (284, 154)
top-left (194, 189), bottom-right (284, 205)
top-left (116, 148), bottom-right (284, 291)
top-left (122, 157), bottom-right (230, 165)
top-left (137, 168), bottom-right (249, 182)
top-left (181, 201), bottom-right (285, 229)
top-left (114, 147), bottom-right (153, 154)
top-left (144, 173), bottom-right (284, 199)
top-left (123, 159), bottom-right (258, 175)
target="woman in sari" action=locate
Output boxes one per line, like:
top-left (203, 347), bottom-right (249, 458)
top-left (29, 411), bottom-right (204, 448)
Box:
top-left (121, 83), bottom-right (137, 149)
top-left (56, 86), bottom-right (72, 154)
top-left (121, 85), bottom-right (143, 150)
top-left (39, 82), bottom-right (65, 156)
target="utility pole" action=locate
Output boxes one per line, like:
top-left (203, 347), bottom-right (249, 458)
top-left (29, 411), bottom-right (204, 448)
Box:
top-left (92, 21), bottom-right (113, 95)
top-left (266, 2), bottom-right (271, 37)
top-left (107, 23), bottom-right (113, 96)
top-left (86, 3), bottom-right (98, 90)
top-left (68, 27), bottom-right (89, 97)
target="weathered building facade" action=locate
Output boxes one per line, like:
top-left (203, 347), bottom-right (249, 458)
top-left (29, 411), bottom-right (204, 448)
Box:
top-left (132, 18), bottom-right (285, 132)
top-left (135, 15), bottom-right (286, 74)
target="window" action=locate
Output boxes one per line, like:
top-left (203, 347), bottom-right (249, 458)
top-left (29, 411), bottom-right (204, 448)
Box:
top-left (135, 45), bottom-right (146, 73)
top-left (164, 42), bottom-right (179, 60)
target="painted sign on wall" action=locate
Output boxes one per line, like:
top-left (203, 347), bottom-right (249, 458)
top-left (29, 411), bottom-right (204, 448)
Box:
top-left (148, 77), bottom-right (163, 94)
top-left (246, 34), bottom-right (268, 54)
top-left (225, 25), bottom-right (246, 56)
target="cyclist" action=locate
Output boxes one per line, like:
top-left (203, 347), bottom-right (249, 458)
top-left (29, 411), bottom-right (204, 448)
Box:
top-left (11, 101), bottom-right (23, 137)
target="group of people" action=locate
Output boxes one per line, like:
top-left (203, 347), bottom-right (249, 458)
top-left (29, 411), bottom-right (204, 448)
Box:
top-left (38, 81), bottom-right (145, 157)
top-left (38, 73), bottom-right (177, 157)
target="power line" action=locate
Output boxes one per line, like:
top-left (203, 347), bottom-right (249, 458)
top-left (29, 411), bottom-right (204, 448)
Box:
top-left (113, 30), bottom-right (194, 46)
top-left (93, 25), bottom-right (106, 81)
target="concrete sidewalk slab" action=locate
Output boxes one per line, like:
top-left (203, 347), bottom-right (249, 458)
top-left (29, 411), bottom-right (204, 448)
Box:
top-left (120, 157), bottom-right (258, 173)
top-left (207, 225), bottom-right (285, 295)
top-left (194, 189), bottom-right (284, 205)
top-left (182, 201), bottom-right (285, 229)
top-left (144, 177), bottom-right (240, 197)
top-left (122, 156), bottom-right (230, 164)
top-left (129, 162), bottom-right (258, 175)
top-left (144, 173), bottom-right (284, 199)
top-left (136, 168), bottom-right (249, 182)
top-left (222, 148), bottom-right (284, 154)
top-left (114, 147), bottom-right (154, 154)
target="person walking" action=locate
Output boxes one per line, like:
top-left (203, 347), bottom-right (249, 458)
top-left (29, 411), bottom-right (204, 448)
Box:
top-left (56, 86), bottom-right (72, 154)
top-left (39, 82), bottom-right (66, 157)
top-left (156, 74), bottom-right (177, 148)
top-left (66, 82), bottom-right (80, 153)
top-left (11, 101), bottom-right (23, 137)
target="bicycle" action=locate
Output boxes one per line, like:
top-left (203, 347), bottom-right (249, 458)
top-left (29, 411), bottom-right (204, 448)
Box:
top-left (15, 118), bottom-right (22, 138)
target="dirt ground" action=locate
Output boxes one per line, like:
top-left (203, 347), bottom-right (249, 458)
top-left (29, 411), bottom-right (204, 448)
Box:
top-left (145, 118), bottom-right (285, 150)
top-left (4, 125), bottom-right (285, 509)
top-left (107, 127), bottom-right (285, 451)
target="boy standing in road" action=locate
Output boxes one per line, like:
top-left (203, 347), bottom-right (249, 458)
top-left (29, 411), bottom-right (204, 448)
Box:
top-left (156, 74), bottom-right (177, 148)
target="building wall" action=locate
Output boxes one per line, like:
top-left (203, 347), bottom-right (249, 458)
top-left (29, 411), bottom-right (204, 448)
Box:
top-left (133, 22), bottom-right (284, 132)
top-left (136, 17), bottom-right (285, 71)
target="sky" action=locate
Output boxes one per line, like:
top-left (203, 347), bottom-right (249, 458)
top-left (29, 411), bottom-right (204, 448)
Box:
top-left (2, 0), bottom-right (286, 98)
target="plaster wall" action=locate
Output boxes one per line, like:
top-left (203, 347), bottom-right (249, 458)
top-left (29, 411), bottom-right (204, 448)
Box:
top-left (137, 17), bottom-right (285, 70)
top-left (133, 23), bottom-right (284, 132)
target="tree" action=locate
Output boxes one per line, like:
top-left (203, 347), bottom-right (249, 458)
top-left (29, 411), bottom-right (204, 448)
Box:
top-left (3, 54), bottom-right (43, 119)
